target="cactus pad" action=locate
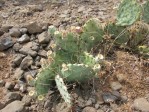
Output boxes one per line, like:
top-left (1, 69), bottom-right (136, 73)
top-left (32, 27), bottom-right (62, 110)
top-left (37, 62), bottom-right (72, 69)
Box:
top-left (142, 1), bottom-right (149, 23)
top-left (116, 0), bottom-right (141, 26)
top-left (61, 63), bottom-right (96, 82)
top-left (55, 75), bottom-right (72, 106)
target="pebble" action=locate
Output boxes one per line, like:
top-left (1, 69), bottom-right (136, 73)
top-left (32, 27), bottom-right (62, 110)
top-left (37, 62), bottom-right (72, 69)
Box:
top-left (9, 27), bottom-right (21, 37)
top-left (14, 84), bottom-right (20, 91)
top-left (38, 50), bottom-right (47, 58)
top-left (25, 22), bottom-right (42, 34)
top-left (19, 84), bottom-right (27, 93)
top-left (110, 81), bottom-right (122, 91)
top-left (38, 31), bottom-right (50, 44)
top-left (0, 80), bottom-right (5, 87)
top-left (0, 37), bottom-right (14, 51)
top-left (13, 43), bottom-right (22, 51)
top-left (13, 68), bottom-right (24, 80)
top-left (18, 34), bottom-right (30, 43)
top-left (5, 92), bottom-right (22, 102)
top-left (82, 107), bottom-right (96, 112)
top-left (133, 98), bottom-right (149, 112)
top-left (22, 95), bottom-right (32, 106)
top-left (5, 82), bottom-right (15, 90)
top-left (102, 92), bottom-right (118, 103)
top-left (20, 28), bottom-right (28, 34)
top-left (1, 101), bottom-right (26, 112)
top-left (20, 55), bottom-right (33, 70)
top-left (12, 54), bottom-right (24, 67)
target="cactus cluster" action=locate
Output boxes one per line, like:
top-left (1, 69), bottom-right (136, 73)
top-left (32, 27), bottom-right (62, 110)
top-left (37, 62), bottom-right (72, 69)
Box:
top-left (32, 0), bottom-right (149, 108)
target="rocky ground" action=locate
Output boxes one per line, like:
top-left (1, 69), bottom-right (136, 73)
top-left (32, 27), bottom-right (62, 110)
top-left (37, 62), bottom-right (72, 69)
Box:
top-left (0, 0), bottom-right (149, 112)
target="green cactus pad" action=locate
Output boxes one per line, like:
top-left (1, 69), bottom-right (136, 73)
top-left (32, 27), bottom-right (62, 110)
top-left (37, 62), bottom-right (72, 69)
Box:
top-left (116, 0), bottom-right (141, 26)
top-left (142, 1), bottom-right (149, 23)
top-left (55, 75), bottom-right (72, 106)
top-left (61, 63), bottom-right (95, 82)
top-left (35, 68), bottom-right (55, 95)
top-left (81, 18), bottom-right (104, 51)
top-left (105, 22), bottom-right (130, 45)
top-left (48, 25), bottom-right (57, 37)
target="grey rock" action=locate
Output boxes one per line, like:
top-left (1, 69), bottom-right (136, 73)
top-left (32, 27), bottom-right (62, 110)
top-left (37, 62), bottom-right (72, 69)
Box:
top-left (22, 95), bottom-right (32, 106)
top-left (133, 98), bottom-right (149, 112)
top-left (1, 101), bottom-right (26, 112)
top-left (121, 95), bottom-right (128, 103)
top-left (20, 28), bottom-right (27, 34)
top-left (19, 42), bottom-right (38, 57)
top-left (18, 34), bottom-right (30, 43)
top-left (0, 0), bottom-right (5, 8)
top-left (14, 84), bottom-right (20, 91)
top-left (110, 82), bottom-right (122, 91)
top-left (97, 109), bottom-right (104, 112)
top-left (82, 107), bottom-right (97, 112)
top-left (20, 55), bottom-right (33, 70)
top-left (5, 92), bottom-right (22, 102)
top-left (5, 82), bottom-right (15, 90)
top-left (13, 68), bottom-right (24, 80)
top-left (25, 22), bottom-right (42, 34)
top-left (38, 50), bottom-right (47, 58)
top-left (0, 38), bottom-right (14, 51)
top-left (85, 99), bottom-right (92, 106)
top-left (95, 104), bottom-right (100, 109)
top-left (12, 54), bottom-right (25, 66)
top-left (19, 84), bottom-right (27, 93)
top-left (44, 99), bottom-right (51, 108)
top-left (0, 80), bottom-right (5, 87)
top-left (102, 92), bottom-right (118, 103)
top-left (112, 91), bottom-right (121, 99)
top-left (78, 6), bottom-right (85, 13)
top-left (13, 43), bottom-right (22, 51)
top-left (9, 28), bottom-right (21, 37)
top-left (38, 31), bottom-right (50, 44)
top-left (0, 30), bottom-right (4, 36)
top-left (1, 25), bottom-right (12, 32)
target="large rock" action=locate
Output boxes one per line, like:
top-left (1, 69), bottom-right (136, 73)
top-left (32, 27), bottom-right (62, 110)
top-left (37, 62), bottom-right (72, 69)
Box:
top-left (0, 38), bottom-right (14, 51)
top-left (1, 101), bottom-right (26, 112)
top-left (38, 31), bottom-right (50, 44)
top-left (25, 22), bottom-right (42, 34)
top-left (9, 27), bottom-right (21, 37)
top-left (133, 98), bottom-right (149, 112)
top-left (20, 55), bottom-right (33, 70)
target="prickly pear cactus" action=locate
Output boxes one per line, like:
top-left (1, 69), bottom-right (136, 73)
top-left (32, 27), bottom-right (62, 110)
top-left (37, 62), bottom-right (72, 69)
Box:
top-left (142, 1), bottom-right (149, 23)
top-left (81, 18), bottom-right (104, 51)
top-left (48, 25), bottom-right (57, 37)
top-left (116, 0), bottom-right (141, 26)
top-left (105, 22), bottom-right (130, 45)
top-left (138, 45), bottom-right (149, 58)
top-left (55, 75), bottom-right (72, 107)
top-left (60, 63), bottom-right (96, 82)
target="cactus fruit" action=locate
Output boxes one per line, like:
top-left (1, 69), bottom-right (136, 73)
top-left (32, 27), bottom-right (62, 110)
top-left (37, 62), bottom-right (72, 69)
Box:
top-left (116, 0), bottom-right (141, 26)
top-left (60, 63), bottom-right (96, 82)
top-left (55, 75), bottom-right (72, 106)
top-left (142, 1), bottom-right (149, 23)
top-left (81, 18), bottom-right (104, 51)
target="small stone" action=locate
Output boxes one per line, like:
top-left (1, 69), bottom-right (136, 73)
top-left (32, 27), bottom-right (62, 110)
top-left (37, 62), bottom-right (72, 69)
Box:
top-left (97, 109), bottom-right (104, 112)
top-left (133, 98), bottom-right (149, 112)
top-left (38, 50), bottom-right (47, 58)
top-left (13, 68), bottom-right (24, 80)
top-left (77, 97), bottom-right (85, 108)
top-left (121, 95), bottom-right (128, 103)
top-left (19, 84), bottom-right (27, 93)
top-left (20, 28), bottom-right (27, 34)
top-left (5, 92), bottom-right (22, 102)
top-left (38, 31), bottom-right (50, 44)
top-left (95, 104), bottom-right (100, 109)
top-left (85, 99), bottom-right (92, 106)
top-left (14, 84), bottom-right (20, 91)
top-left (25, 22), bottom-right (42, 34)
top-left (20, 55), bottom-right (33, 70)
top-left (1, 101), bottom-right (26, 112)
top-left (9, 27), bottom-right (21, 37)
top-left (13, 43), bottom-right (22, 51)
top-left (78, 6), bottom-right (85, 13)
top-left (5, 82), bottom-right (15, 90)
top-left (1, 25), bottom-right (12, 32)
top-left (102, 92), bottom-right (118, 103)
top-left (116, 74), bottom-right (126, 83)
top-left (82, 107), bottom-right (96, 112)
top-left (29, 5), bottom-right (43, 12)
top-left (22, 95), bottom-right (32, 106)
top-left (18, 34), bottom-right (30, 43)
top-left (110, 82), bottom-right (122, 91)
top-left (0, 37), bottom-right (14, 51)
top-left (44, 99), bottom-right (51, 108)
top-left (146, 77), bottom-right (149, 83)
top-left (12, 54), bottom-right (24, 66)
top-left (0, 80), bottom-right (5, 87)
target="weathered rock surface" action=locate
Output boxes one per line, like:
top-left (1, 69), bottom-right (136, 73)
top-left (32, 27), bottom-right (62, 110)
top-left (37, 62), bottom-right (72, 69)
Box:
top-left (20, 55), bottom-right (33, 70)
top-left (0, 38), bottom-right (14, 51)
top-left (25, 22), bottom-right (42, 34)
top-left (110, 82), bottom-right (122, 91)
top-left (133, 98), bottom-right (149, 112)
top-left (9, 27), bottom-right (21, 37)
top-left (1, 101), bottom-right (26, 112)
top-left (18, 34), bottom-right (30, 43)
top-left (38, 31), bottom-right (50, 44)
